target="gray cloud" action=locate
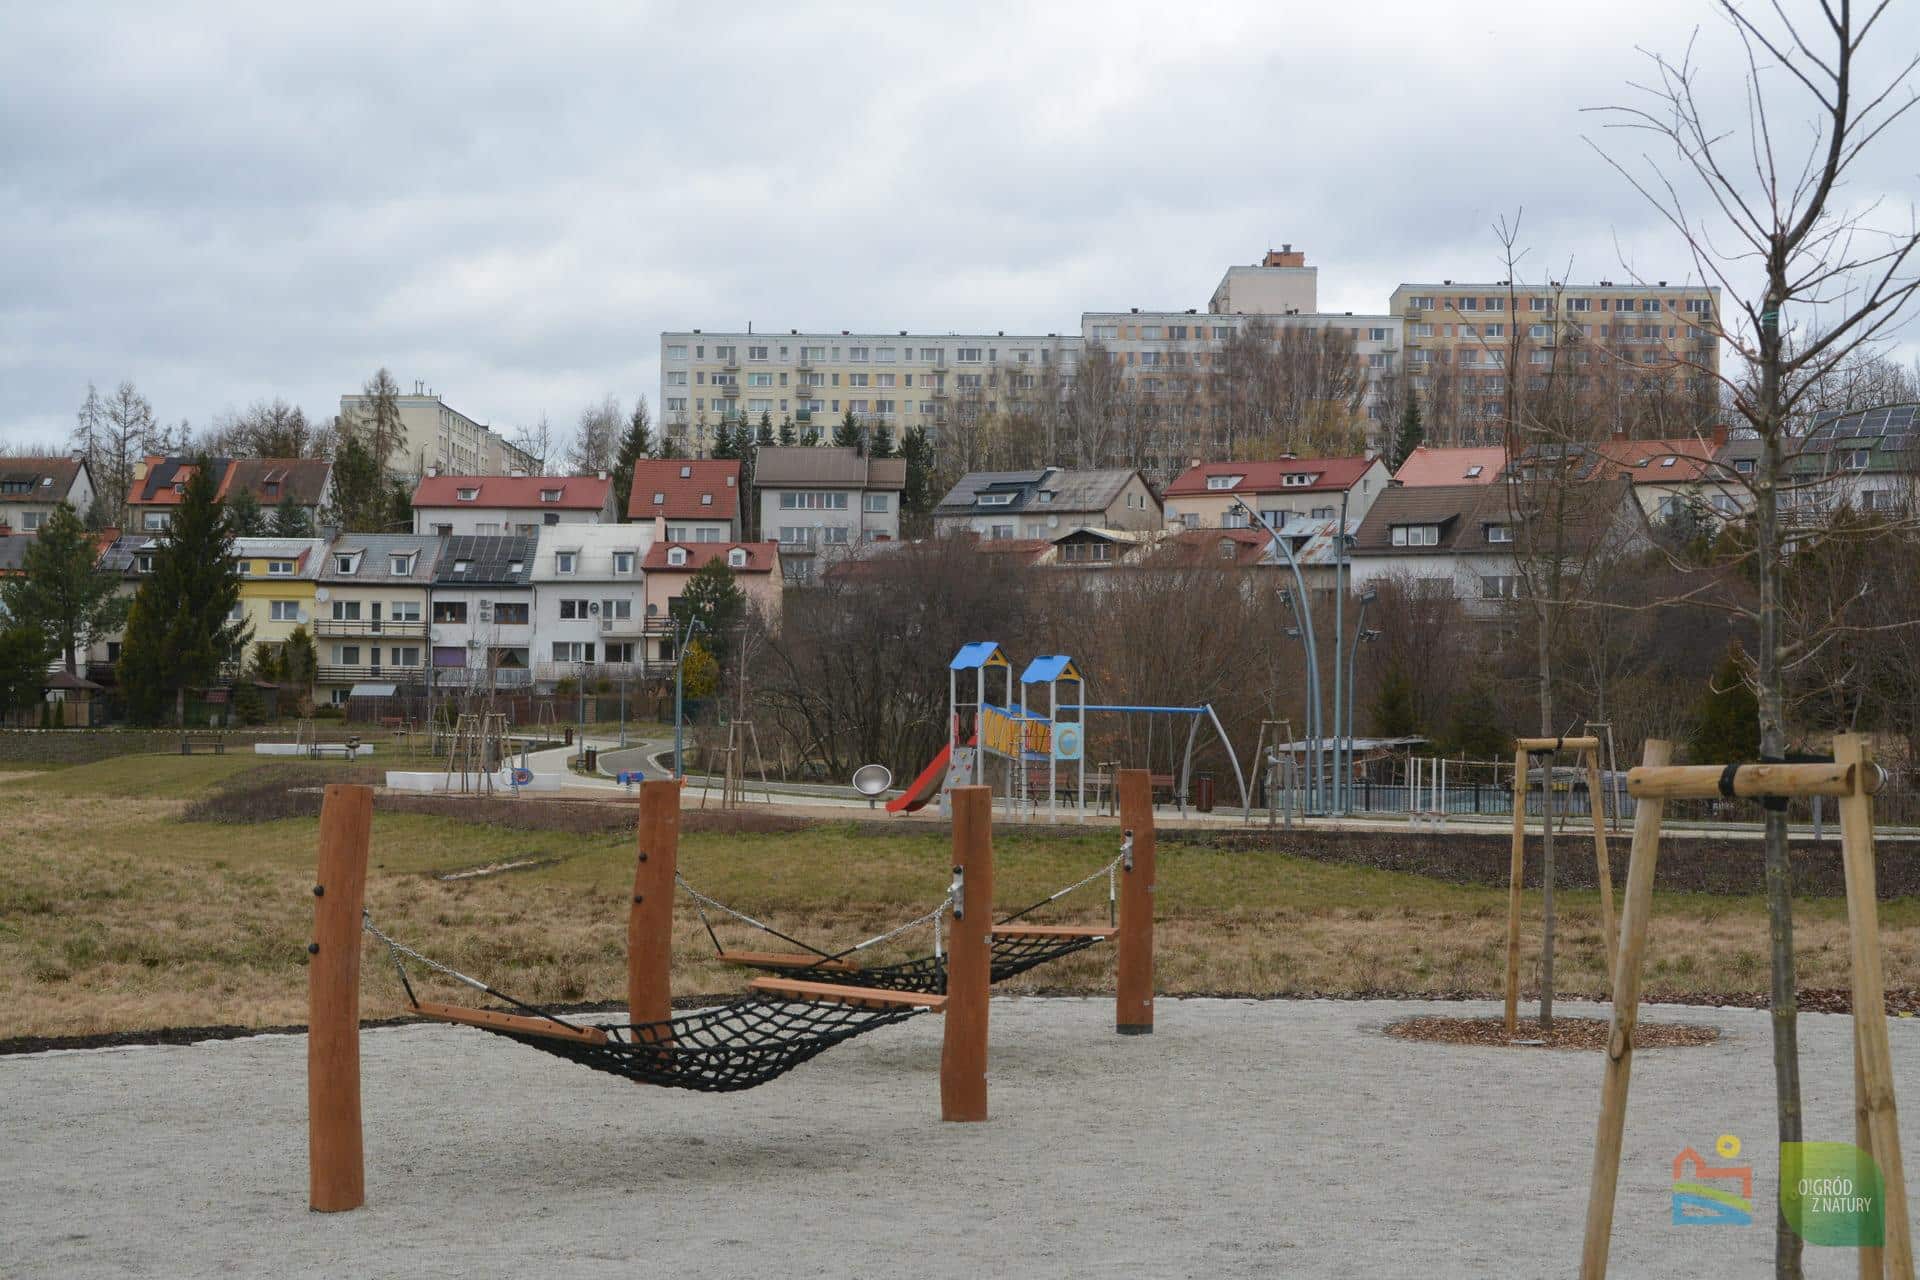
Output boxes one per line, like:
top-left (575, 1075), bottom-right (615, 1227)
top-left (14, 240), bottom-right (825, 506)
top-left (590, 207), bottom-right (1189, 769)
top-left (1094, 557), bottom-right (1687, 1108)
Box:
top-left (2, 0), bottom-right (1916, 448)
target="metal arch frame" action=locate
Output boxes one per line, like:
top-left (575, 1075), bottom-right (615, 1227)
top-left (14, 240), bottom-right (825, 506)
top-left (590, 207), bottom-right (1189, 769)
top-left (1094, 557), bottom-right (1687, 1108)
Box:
top-left (1079, 703), bottom-right (1251, 816)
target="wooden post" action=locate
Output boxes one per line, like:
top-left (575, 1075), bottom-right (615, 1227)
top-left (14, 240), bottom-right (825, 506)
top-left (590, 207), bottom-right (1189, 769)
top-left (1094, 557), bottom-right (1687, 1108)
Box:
top-left (1579, 739), bottom-right (1672, 1279)
top-left (1116, 768), bottom-right (1156, 1035)
top-left (308, 783), bottom-right (373, 1213)
top-left (1856, 1020), bottom-right (1884, 1280)
top-left (1584, 748), bottom-right (1617, 989)
top-left (1833, 733), bottom-right (1912, 1278)
top-left (942, 785), bottom-right (992, 1122)
top-left (1505, 746), bottom-right (1528, 1037)
top-left (628, 778), bottom-right (682, 1026)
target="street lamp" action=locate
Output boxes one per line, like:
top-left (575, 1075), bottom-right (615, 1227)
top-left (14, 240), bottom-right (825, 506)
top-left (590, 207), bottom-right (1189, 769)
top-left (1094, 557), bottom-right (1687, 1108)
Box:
top-left (1237, 499), bottom-right (1325, 813)
top-left (1343, 588), bottom-right (1379, 815)
top-left (671, 615), bottom-right (706, 779)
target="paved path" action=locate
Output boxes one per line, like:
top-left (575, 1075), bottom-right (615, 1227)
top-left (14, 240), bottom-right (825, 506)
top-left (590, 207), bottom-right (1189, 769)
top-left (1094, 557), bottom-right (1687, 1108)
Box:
top-left (4, 997), bottom-right (1914, 1278)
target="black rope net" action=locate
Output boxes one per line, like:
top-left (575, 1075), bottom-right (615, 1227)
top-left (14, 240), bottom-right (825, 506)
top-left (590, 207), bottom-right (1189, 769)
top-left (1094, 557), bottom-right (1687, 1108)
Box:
top-left (496, 996), bottom-right (928, 1093)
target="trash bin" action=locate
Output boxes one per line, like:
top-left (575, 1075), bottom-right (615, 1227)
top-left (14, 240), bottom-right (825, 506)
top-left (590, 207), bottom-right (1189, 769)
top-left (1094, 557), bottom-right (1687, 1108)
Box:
top-left (564, 727), bottom-right (574, 746)
top-left (1195, 772), bottom-right (1215, 813)
top-left (584, 747), bottom-right (599, 772)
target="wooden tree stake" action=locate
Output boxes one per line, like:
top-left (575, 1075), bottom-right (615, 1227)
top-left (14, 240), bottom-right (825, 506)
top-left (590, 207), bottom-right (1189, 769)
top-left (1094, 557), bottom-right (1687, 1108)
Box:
top-left (1116, 768), bottom-right (1156, 1035)
top-left (308, 783), bottom-right (373, 1213)
top-left (1585, 748), bottom-right (1617, 988)
top-left (1505, 746), bottom-right (1528, 1036)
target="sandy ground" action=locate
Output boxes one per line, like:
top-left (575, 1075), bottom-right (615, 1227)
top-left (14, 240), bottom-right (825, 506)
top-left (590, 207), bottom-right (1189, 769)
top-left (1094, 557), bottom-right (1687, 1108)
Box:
top-left (3, 996), bottom-right (1915, 1279)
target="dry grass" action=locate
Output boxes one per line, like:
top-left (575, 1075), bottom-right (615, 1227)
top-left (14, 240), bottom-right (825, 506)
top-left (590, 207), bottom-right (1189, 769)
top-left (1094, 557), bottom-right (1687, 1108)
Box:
top-left (4, 757), bottom-right (1920, 1041)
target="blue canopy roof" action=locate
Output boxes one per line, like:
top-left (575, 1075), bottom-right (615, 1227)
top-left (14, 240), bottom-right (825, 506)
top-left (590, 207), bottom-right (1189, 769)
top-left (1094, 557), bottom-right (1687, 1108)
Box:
top-left (949, 642), bottom-right (1009, 671)
top-left (1019, 654), bottom-right (1082, 685)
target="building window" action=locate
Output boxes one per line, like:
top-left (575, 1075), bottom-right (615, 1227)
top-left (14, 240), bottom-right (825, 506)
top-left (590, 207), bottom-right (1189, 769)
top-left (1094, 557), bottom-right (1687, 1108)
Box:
top-left (667, 547), bottom-right (687, 566)
top-left (493, 601), bottom-right (529, 625)
top-left (432, 600), bottom-right (467, 624)
top-left (1842, 449), bottom-right (1871, 470)
top-left (1389, 525), bottom-right (1440, 547)
top-left (613, 551), bottom-right (635, 574)
top-left (555, 551), bottom-right (577, 574)
top-left (1481, 575), bottom-right (1519, 599)
top-left (727, 548), bottom-right (748, 567)
top-left (456, 488), bottom-right (478, 501)
top-left (1207, 475), bottom-right (1242, 490)
top-left (956, 348), bottom-right (982, 362)
top-left (864, 493), bottom-right (889, 513)
top-left (552, 641), bottom-right (595, 663)
top-left (331, 600), bottom-right (362, 621)
top-left (1485, 523), bottom-right (1514, 543)
top-left (558, 598), bottom-right (591, 620)
top-left (1281, 473), bottom-right (1319, 487)
top-left (392, 601), bottom-right (421, 622)
top-left (1568, 298), bottom-right (1591, 312)
top-left (270, 600), bottom-right (301, 622)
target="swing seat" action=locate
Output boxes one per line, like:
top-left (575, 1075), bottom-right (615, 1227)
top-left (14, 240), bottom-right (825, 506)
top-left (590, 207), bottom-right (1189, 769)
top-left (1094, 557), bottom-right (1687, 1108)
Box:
top-left (746, 977), bottom-right (949, 1011)
top-left (414, 1000), bottom-right (610, 1044)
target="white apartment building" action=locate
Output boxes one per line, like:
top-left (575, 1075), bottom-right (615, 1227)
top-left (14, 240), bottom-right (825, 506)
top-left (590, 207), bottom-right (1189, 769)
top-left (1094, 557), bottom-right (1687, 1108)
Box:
top-left (529, 524), bottom-right (656, 683)
top-left (658, 330), bottom-right (1082, 454)
top-left (412, 473), bottom-right (615, 537)
top-left (339, 382), bottom-right (537, 478)
top-left (428, 535), bottom-right (537, 688)
top-left (1208, 246), bottom-right (1319, 315)
top-left (754, 446), bottom-right (905, 579)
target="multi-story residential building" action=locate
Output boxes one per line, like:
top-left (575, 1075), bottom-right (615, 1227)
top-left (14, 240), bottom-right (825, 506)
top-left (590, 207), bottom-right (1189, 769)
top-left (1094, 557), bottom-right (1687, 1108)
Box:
top-left (626, 458), bottom-right (742, 541)
top-left (1208, 246), bottom-right (1319, 315)
top-left (933, 468), bottom-right (1161, 539)
top-left (338, 381), bottom-right (536, 478)
top-left (1785, 403), bottom-right (1920, 517)
top-left (127, 456), bottom-right (332, 534)
top-left (0, 457), bottom-right (94, 533)
top-left (411, 472), bottom-right (615, 537)
top-left (1392, 445), bottom-right (1508, 487)
top-left (231, 537), bottom-right (329, 661)
top-left (1387, 278), bottom-right (1721, 444)
top-left (754, 446), bottom-right (905, 581)
top-left (1159, 457), bottom-right (1391, 530)
top-left (640, 542), bottom-right (783, 668)
top-left (429, 535), bottom-right (537, 689)
top-left (530, 524), bottom-right (657, 683)
top-left (313, 534), bottom-right (444, 704)
top-left (657, 329), bottom-right (1081, 455)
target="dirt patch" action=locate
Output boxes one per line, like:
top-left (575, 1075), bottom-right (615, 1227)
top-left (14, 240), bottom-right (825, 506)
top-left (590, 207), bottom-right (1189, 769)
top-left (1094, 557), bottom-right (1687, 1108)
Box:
top-left (177, 762), bottom-right (385, 823)
top-left (1383, 1014), bottom-right (1720, 1050)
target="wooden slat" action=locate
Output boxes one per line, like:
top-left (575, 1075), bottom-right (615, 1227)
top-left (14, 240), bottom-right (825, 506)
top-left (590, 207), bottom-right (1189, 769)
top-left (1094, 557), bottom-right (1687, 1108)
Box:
top-left (991, 924), bottom-right (1110, 940)
top-left (717, 950), bottom-right (856, 970)
top-left (1516, 735), bottom-right (1601, 752)
top-left (747, 977), bottom-right (948, 1011)
top-left (1584, 748), bottom-right (1618, 991)
top-left (1625, 761), bottom-right (1862, 800)
top-left (414, 1000), bottom-right (609, 1045)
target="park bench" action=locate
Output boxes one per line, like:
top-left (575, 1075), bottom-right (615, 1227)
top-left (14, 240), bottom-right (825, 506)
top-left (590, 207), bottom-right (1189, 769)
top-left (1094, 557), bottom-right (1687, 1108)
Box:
top-left (179, 734), bottom-right (227, 756)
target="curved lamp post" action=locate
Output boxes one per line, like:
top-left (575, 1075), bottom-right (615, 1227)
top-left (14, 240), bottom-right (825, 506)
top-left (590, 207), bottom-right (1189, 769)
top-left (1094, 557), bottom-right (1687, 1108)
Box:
top-left (1235, 499), bottom-right (1324, 813)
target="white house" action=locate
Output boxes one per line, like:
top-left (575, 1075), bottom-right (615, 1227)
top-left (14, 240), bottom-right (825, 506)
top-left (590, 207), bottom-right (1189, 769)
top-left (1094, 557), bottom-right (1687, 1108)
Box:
top-left (530, 523), bottom-right (657, 684)
top-left (412, 473), bottom-right (615, 537)
top-left (0, 457), bottom-right (94, 533)
top-left (428, 535), bottom-right (537, 688)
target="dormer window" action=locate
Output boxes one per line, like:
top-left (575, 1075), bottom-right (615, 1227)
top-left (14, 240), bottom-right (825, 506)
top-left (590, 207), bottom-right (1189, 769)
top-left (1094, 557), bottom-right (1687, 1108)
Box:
top-left (1037, 490), bottom-right (1055, 503)
top-left (267, 559), bottom-right (296, 576)
top-left (1484, 522), bottom-right (1514, 543)
top-left (1842, 448), bottom-right (1871, 470)
top-left (540, 488), bottom-right (562, 502)
top-left (727, 548), bottom-right (748, 568)
top-left (335, 553), bottom-right (360, 575)
top-left (173, 481), bottom-right (186, 495)
top-left (555, 551), bottom-right (577, 575)
top-left (1282, 473), bottom-right (1319, 487)
top-left (975, 492), bottom-right (1015, 506)
top-left (1390, 525), bottom-right (1441, 547)
top-left (263, 481), bottom-right (280, 498)
top-left (456, 487), bottom-right (479, 501)
top-left (667, 547), bottom-right (688, 566)
top-left (613, 551), bottom-right (636, 574)
top-left (389, 554), bottom-right (413, 575)
top-left (652, 491), bottom-right (665, 504)
top-left (136, 553), bottom-right (155, 574)
top-left (1206, 475), bottom-right (1242, 491)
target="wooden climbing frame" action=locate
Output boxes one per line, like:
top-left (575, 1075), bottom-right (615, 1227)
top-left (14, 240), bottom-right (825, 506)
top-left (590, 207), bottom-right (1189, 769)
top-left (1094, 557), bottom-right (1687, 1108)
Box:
top-left (1579, 735), bottom-right (1911, 1279)
top-left (1505, 735), bottom-right (1616, 1036)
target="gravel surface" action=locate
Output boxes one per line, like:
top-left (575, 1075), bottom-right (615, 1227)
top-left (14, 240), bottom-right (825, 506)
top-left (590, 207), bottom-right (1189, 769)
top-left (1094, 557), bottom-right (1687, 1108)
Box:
top-left (3, 996), bottom-right (1915, 1278)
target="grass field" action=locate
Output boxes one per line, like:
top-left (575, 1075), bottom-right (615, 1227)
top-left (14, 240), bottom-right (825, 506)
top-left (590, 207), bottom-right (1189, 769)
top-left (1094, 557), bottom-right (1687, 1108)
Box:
top-left (2, 756), bottom-right (1918, 1041)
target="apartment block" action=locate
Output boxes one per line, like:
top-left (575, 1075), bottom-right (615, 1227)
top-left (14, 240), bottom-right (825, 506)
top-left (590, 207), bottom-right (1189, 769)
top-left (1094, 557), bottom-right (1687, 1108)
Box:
top-left (338, 382), bottom-right (537, 478)
top-left (658, 329), bottom-right (1082, 454)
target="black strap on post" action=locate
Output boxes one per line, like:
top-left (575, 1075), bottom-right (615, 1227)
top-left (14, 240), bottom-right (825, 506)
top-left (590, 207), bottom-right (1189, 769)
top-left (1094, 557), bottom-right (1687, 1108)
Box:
top-left (1717, 763), bottom-right (1741, 799)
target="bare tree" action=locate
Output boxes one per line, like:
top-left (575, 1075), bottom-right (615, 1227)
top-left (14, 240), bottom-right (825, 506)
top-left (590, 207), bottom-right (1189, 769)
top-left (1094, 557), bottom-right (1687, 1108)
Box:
top-left (1593, 7), bottom-right (1920, 1271)
top-left (567, 396), bottom-right (621, 475)
top-left (507, 415), bottom-right (557, 475)
top-left (92, 381), bottom-right (158, 528)
top-left (202, 399), bottom-right (322, 458)
top-left (353, 368), bottom-right (407, 469)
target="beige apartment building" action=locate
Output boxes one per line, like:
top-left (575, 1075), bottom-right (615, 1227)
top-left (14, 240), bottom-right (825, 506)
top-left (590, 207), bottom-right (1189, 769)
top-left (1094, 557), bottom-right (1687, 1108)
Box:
top-left (338, 381), bottom-right (537, 477)
top-left (1387, 279), bottom-right (1721, 443)
top-left (657, 330), bottom-right (1081, 456)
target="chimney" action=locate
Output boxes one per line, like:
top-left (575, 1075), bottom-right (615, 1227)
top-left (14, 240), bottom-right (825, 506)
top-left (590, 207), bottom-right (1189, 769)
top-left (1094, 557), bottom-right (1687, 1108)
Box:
top-left (597, 469), bottom-right (609, 481)
top-left (426, 466), bottom-right (439, 478)
top-left (1611, 429), bottom-right (1628, 443)
top-left (1711, 423), bottom-right (1729, 450)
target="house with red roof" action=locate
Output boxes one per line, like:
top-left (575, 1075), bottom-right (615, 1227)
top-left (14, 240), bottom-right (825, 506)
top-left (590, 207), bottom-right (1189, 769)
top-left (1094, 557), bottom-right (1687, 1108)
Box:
top-left (1159, 456), bottom-right (1390, 531)
top-left (641, 541), bottom-right (783, 665)
top-left (626, 458), bottom-right (742, 541)
top-left (1392, 445), bottom-right (1507, 488)
top-left (411, 471), bottom-right (615, 537)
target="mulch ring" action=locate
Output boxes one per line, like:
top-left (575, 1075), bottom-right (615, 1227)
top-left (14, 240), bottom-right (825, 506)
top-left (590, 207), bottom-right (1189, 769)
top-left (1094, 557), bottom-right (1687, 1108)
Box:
top-left (1383, 1015), bottom-right (1720, 1051)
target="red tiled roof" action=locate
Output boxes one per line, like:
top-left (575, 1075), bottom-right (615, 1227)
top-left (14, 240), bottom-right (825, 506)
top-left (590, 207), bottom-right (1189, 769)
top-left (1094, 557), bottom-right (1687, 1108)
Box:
top-left (1161, 457), bottom-right (1375, 497)
top-left (975, 538), bottom-right (1052, 556)
top-left (1392, 446), bottom-right (1508, 487)
top-left (1161, 527), bottom-right (1270, 566)
top-left (412, 473), bottom-right (611, 511)
top-left (641, 540), bottom-right (778, 573)
top-left (1584, 438), bottom-right (1716, 484)
top-left (627, 459), bottom-right (742, 521)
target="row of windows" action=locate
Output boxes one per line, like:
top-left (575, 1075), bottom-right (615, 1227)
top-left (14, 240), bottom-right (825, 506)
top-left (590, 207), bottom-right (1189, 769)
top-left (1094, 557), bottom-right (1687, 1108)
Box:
top-left (1407, 294), bottom-right (1712, 316)
top-left (668, 343), bottom-right (1057, 365)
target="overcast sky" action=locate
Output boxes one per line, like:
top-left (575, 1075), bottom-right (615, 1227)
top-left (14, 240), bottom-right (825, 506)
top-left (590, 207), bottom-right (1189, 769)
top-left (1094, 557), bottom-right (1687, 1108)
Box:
top-left (2, 1), bottom-right (1916, 450)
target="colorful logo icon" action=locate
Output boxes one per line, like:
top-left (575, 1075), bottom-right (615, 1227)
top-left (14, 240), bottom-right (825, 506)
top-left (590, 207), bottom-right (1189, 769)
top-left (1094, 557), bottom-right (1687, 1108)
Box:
top-left (1672, 1135), bottom-right (1754, 1226)
top-left (1781, 1142), bottom-right (1884, 1248)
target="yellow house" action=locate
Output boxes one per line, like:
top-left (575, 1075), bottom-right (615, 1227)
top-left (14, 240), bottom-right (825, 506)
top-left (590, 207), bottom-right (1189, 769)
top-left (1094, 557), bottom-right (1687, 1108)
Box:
top-left (232, 537), bottom-right (329, 652)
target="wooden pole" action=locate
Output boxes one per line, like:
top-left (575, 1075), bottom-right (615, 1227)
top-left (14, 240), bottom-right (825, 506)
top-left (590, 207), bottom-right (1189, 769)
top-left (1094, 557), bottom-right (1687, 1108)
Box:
top-left (628, 778), bottom-right (682, 1027)
top-left (1833, 733), bottom-right (1912, 1278)
top-left (1116, 768), bottom-right (1156, 1035)
top-left (1584, 748), bottom-right (1617, 989)
top-left (308, 783), bottom-right (373, 1213)
top-left (1579, 739), bottom-right (1672, 1279)
top-left (942, 785), bottom-right (992, 1122)
top-left (1856, 1019), bottom-right (1884, 1280)
top-left (1505, 746), bottom-right (1527, 1037)
top-left (1515, 735), bottom-right (1601, 752)
top-left (1625, 760), bottom-right (1868, 800)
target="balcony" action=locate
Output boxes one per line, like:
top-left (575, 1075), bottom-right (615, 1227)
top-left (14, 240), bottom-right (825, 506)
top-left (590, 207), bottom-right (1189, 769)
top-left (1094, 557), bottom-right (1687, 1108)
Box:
top-left (722, 357), bottom-right (739, 372)
top-left (796, 357), bottom-right (813, 373)
top-left (598, 614), bottom-right (645, 637)
top-left (533, 660), bottom-right (676, 684)
top-left (429, 665), bottom-right (535, 689)
top-left (721, 383), bottom-right (740, 398)
top-left (316, 664), bottom-right (429, 686)
top-left (314, 619), bottom-right (428, 639)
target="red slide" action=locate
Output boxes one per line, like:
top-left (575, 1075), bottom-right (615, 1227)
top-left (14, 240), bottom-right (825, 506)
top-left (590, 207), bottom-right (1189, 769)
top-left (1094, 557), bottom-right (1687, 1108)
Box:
top-left (886, 742), bottom-right (954, 814)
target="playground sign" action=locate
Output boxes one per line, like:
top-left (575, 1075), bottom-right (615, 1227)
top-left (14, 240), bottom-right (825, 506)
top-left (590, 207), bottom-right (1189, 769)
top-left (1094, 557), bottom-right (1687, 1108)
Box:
top-left (1053, 723), bottom-right (1084, 761)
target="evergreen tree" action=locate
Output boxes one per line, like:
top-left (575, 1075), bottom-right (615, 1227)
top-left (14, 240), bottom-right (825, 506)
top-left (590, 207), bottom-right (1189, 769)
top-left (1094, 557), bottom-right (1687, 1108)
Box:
top-left (869, 421), bottom-right (897, 459)
top-left (1691, 644), bottom-right (1761, 763)
top-left (224, 486), bottom-right (269, 536)
top-left (271, 495), bottom-right (314, 537)
top-left (611, 399), bottom-right (654, 519)
top-left (280, 624), bottom-right (317, 710)
top-left (755, 411), bottom-right (775, 447)
top-left (322, 433), bottom-right (392, 532)
top-left (710, 422), bottom-right (738, 460)
top-left (118, 458), bottom-right (250, 726)
top-left (670, 557), bottom-right (747, 667)
top-left (778, 416), bottom-right (797, 447)
top-left (1440, 677), bottom-right (1507, 759)
top-left (1391, 397), bottom-right (1425, 471)
top-left (800, 424), bottom-right (822, 447)
top-left (0, 624), bottom-right (49, 721)
top-left (0, 504), bottom-right (127, 675)
top-left (1370, 663), bottom-right (1418, 737)
top-left (385, 478), bottom-right (413, 533)
top-left (832, 409), bottom-right (863, 451)
top-left (900, 426), bottom-right (935, 516)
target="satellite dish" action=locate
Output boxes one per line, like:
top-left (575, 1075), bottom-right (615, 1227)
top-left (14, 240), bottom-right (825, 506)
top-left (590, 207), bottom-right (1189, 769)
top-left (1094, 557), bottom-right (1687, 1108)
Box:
top-left (851, 763), bottom-right (893, 805)
top-left (315, 587), bottom-right (331, 602)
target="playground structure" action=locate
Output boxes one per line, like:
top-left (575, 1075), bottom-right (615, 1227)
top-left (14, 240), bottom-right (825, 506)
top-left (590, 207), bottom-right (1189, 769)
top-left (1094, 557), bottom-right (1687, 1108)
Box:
top-left (1580, 735), bottom-right (1911, 1279)
top-left (1505, 735), bottom-right (1615, 1037)
top-left (888, 641), bottom-right (1248, 822)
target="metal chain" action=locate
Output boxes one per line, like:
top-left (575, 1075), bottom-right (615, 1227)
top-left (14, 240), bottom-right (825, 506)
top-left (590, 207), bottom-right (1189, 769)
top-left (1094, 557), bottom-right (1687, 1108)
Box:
top-left (362, 911), bottom-right (491, 996)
